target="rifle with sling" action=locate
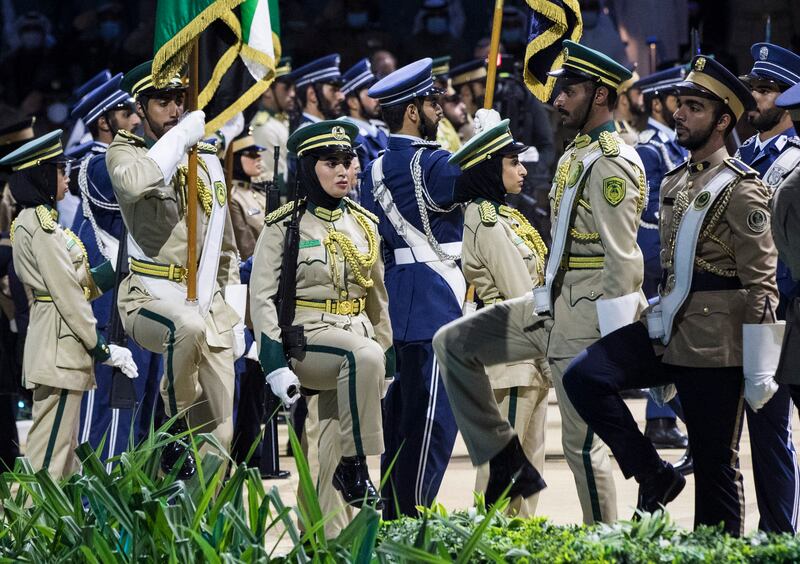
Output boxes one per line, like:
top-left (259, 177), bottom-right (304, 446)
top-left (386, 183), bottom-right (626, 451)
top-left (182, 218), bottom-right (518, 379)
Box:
top-left (108, 227), bottom-right (136, 409)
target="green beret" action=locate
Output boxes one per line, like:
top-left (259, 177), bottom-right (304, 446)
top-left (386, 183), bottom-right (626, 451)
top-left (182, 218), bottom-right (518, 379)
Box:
top-left (121, 60), bottom-right (185, 98)
top-left (0, 130), bottom-right (70, 171)
top-left (287, 120), bottom-right (358, 157)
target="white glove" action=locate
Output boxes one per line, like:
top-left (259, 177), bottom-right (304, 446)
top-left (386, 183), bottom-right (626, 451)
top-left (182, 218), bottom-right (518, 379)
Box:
top-left (103, 344), bottom-right (139, 379)
top-left (146, 110), bottom-right (206, 181)
top-left (233, 321), bottom-right (246, 359)
top-left (217, 112), bottom-right (245, 150)
top-left (177, 110), bottom-right (206, 149)
top-left (245, 340), bottom-right (259, 362)
top-left (382, 377), bottom-right (394, 399)
top-left (743, 323), bottom-right (785, 411)
top-left (265, 367), bottom-right (300, 407)
top-left (473, 108), bottom-right (502, 134)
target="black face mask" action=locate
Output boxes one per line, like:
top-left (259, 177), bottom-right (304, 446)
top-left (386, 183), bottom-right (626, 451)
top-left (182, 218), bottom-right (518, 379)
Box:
top-left (9, 164), bottom-right (57, 209)
top-left (298, 153), bottom-right (344, 211)
top-left (453, 154), bottom-right (505, 204)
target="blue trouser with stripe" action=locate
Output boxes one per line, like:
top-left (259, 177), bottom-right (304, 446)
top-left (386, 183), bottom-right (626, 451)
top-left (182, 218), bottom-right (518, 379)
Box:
top-left (564, 321), bottom-right (747, 536)
top-left (381, 340), bottom-right (458, 519)
top-left (78, 340), bottom-right (162, 465)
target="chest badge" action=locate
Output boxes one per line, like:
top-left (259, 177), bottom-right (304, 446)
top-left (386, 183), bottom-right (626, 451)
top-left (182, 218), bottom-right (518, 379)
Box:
top-left (602, 176), bottom-right (626, 206)
top-left (567, 161), bottom-right (584, 187)
top-left (693, 190), bottom-right (711, 210)
top-left (214, 181), bottom-right (227, 206)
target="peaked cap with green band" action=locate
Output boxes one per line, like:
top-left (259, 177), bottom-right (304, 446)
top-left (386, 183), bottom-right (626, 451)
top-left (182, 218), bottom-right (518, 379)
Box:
top-left (447, 119), bottom-right (526, 171)
top-left (287, 120), bottom-right (359, 157)
top-left (0, 130), bottom-right (71, 172)
top-left (121, 60), bottom-right (185, 98)
top-left (548, 40), bottom-right (632, 90)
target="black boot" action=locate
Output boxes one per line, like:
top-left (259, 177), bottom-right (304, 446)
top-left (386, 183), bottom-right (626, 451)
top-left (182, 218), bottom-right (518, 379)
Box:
top-left (484, 436), bottom-right (546, 507)
top-left (644, 418), bottom-right (688, 449)
top-left (160, 418), bottom-right (197, 480)
top-left (636, 461), bottom-right (685, 513)
top-left (332, 456), bottom-right (383, 510)
top-left (674, 447), bottom-right (693, 476)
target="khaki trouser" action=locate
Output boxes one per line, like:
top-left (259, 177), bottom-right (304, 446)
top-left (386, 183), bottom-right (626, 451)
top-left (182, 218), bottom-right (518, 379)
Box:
top-left (26, 385), bottom-right (83, 479)
top-left (293, 324), bottom-right (386, 537)
top-left (475, 384), bottom-right (549, 516)
top-left (433, 293), bottom-right (618, 523)
top-left (129, 301), bottom-right (236, 452)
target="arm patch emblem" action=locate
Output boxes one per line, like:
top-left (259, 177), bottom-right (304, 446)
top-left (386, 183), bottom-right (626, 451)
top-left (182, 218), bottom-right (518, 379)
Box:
top-left (602, 176), bottom-right (626, 206)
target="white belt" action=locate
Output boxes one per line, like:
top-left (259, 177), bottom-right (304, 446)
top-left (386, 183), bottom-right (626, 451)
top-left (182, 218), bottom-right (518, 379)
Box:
top-left (394, 242), bottom-right (463, 264)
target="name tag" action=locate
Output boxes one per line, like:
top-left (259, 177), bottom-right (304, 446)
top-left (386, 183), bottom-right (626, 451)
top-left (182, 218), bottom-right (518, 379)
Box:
top-left (247, 208), bottom-right (261, 216)
top-left (300, 239), bottom-right (321, 249)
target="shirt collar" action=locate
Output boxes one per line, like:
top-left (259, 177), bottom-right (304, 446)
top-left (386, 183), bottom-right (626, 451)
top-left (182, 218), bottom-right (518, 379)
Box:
top-left (688, 146), bottom-right (728, 175)
top-left (307, 199), bottom-right (345, 221)
top-left (574, 121), bottom-right (616, 148)
top-left (302, 112), bottom-right (323, 124)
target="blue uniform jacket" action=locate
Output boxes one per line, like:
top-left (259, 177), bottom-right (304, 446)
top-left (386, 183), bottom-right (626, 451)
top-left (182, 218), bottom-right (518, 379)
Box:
top-left (343, 117), bottom-right (389, 171)
top-left (737, 127), bottom-right (799, 299)
top-left (360, 135), bottom-right (462, 342)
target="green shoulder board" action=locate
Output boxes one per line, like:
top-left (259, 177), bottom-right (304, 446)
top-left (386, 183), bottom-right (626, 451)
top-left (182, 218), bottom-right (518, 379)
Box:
top-left (117, 129), bottom-right (146, 147)
top-left (598, 131), bottom-right (620, 157)
top-left (35, 205), bottom-right (56, 233)
top-left (266, 200), bottom-right (304, 225)
top-left (344, 197), bottom-right (379, 223)
top-left (724, 157), bottom-right (757, 178)
top-left (478, 200), bottom-right (497, 225)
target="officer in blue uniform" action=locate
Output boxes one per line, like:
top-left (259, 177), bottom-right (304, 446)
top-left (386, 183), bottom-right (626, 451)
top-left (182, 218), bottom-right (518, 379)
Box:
top-left (341, 58), bottom-right (389, 171)
top-left (69, 75), bottom-right (163, 465)
top-left (733, 42), bottom-right (800, 534)
top-left (633, 68), bottom-right (691, 465)
top-left (360, 58), bottom-right (463, 518)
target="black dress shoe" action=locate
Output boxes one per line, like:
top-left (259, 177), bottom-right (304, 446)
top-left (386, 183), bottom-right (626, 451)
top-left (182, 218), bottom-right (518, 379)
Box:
top-left (485, 436), bottom-right (546, 507)
top-left (636, 462), bottom-right (685, 513)
top-left (332, 456), bottom-right (383, 510)
top-left (645, 418), bottom-right (688, 449)
top-left (674, 447), bottom-right (693, 476)
top-left (160, 418), bottom-right (197, 480)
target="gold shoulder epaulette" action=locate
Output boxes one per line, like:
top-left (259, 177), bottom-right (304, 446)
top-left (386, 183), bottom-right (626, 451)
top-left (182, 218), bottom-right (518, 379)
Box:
top-left (598, 131), bottom-right (620, 157)
top-left (252, 110), bottom-right (269, 127)
top-left (723, 157), bottom-right (757, 178)
top-left (197, 141), bottom-right (217, 154)
top-left (478, 200), bottom-right (497, 225)
top-left (35, 205), bottom-right (56, 233)
top-left (664, 160), bottom-right (688, 177)
top-left (9, 218), bottom-right (17, 243)
top-left (117, 129), bottom-right (146, 146)
top-left (344, 197), bottom-right (379, 223)
top-left (265, 199), bottom-right (304, 225)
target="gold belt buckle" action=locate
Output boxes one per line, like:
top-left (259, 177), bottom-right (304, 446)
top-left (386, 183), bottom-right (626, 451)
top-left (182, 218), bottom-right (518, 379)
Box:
top-left (338, 299), bottom-right (353, 315)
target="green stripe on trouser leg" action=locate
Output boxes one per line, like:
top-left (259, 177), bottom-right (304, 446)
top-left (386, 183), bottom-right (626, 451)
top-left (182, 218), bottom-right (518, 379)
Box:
top-left (508, 387), bottom-right (519, 428)
top-left (138, 309), bottom-right (178, 415)
top-left (582, 429), bottom-right (603, 521)
top-left (305, 344), bottom-right (363, 457)
top-left (43, 389), bottom-right (69, 470)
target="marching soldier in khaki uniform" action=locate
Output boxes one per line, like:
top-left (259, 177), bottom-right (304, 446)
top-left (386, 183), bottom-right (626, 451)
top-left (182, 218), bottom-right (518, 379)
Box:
top-left (1, 130), bottom-right (137, 478)
top-left (228, 133), bottom-right (267, 259)
top-left (251, 121), bottom-right (392, 530)
top-left (251, 57), bottom-right (293, 190)
top-left (450, 117), bottom-right (551, 516)
top-left (434, 41), bottom-right (647, 522)
top-left (107, 61), bottom-right (245, 478)
top-left (565, 55), bottom-right (780, 536)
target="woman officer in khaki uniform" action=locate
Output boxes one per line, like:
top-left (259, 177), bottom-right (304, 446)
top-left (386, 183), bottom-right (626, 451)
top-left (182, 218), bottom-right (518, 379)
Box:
top-left (250, 120), bottom-right (392, 513)
top-left (449, 116), bottom-right (550, 515)
top-left (0, 130), bottom-right (136, 478)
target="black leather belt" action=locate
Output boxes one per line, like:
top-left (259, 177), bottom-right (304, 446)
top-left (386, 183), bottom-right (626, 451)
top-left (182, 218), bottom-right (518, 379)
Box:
top-left (690, 272), bottom-right (743, 292)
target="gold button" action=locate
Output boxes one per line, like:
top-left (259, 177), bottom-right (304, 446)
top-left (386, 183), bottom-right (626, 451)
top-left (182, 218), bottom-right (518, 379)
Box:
top-left (702, 306), bottom-right (710, 315)
top-left (340, 290), bottom-right (348, 299)
top-left (589, 290), bottom-right (596, 297)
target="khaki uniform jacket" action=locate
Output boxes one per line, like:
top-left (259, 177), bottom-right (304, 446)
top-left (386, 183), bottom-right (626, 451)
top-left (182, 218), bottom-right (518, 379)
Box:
top-left (772, 165), bottom-right (800, 276)
top-left (251, 110), bottom-right (289, 184)
top-left (229, 179), bottom-right (266, 259)
top-left (659, 147), bottom-right (779, 367)
top-left (462, 199), bottom-right (549, 388)
top-left (250, 198), bottom-right (392, 374)
top-left (548, 128), bottom-right (648, 358)
top-left (106, 131), bottom-right (241, 342)
top-left (12, 206), bottom-right (103, 390)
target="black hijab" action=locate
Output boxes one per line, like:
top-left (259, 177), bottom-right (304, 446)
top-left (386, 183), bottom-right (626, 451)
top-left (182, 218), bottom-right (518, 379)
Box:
top-left (8, 164), bottom-right (57, 209)
top-left (453, 154), bottom-right (506, 205)
top-left (298, 150), bottom-right (350, 210)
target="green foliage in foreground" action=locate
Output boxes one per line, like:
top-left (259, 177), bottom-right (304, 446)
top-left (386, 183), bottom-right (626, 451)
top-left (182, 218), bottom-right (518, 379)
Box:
top-left (0, 420), bottom-right (799, 563)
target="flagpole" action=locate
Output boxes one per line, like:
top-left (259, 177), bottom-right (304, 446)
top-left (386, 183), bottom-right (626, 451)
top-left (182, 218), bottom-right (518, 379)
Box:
top-left (484, 0), bottom-right (504, 109)
top-left (186, 38), bottom-right (200, 303)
